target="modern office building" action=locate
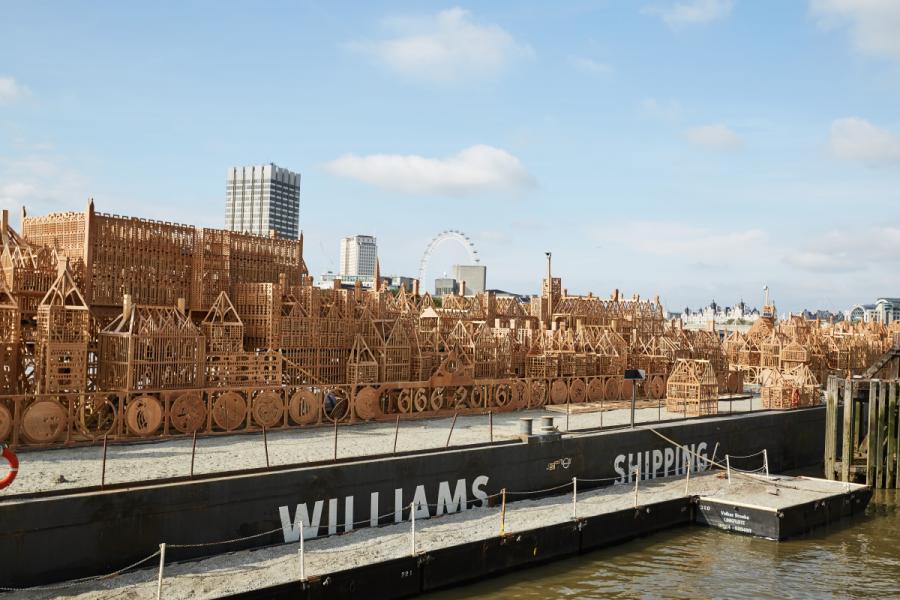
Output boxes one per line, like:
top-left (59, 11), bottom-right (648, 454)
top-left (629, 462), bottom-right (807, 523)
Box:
top-left (434, 277), bottom-right (458, 297)
top-left (225, 163), bottom-right (301, 240)
top-left (452, 264), bottom-right (487, 296)
top-left (340, 235), bottom-right (378, 280)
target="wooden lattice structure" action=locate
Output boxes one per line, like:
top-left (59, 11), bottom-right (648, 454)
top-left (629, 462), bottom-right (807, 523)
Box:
top-left (35, 261), bottom-right (90, 394)
top-left (665, 359), bottom-right (719, 416)
top-left (0, 201), bottom-right (892, 448)
top-left (97, 299), bottom-right (205, 391)
top-left (761, 364), bottom-right (820, 410)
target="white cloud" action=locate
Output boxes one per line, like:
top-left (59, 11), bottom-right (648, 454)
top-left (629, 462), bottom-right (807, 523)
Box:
top-left (644, 0), bottom-right (734, 28)
top-left (685, 124), bottom-right (743, 150)
top-left (785, 225), bottom-right (900, 272)
top-left (0, 77), bottom-right (28, 104)
top-left (597, 221), bottom-right (766, 264)
top-left (810, 0), bottom-right (900, 62)
top-left (639, 97), bottom-right (683, 122)
top-left (352, 7), bottom-right (531, 83)
top-left (325, 144), bottom-right (535, 196)
top-left (829, 117), bottom-right (900, 164)
top-left (569, 56), bottom-right (613, 75)
top-left (0, 155), bottom-right (90, 212)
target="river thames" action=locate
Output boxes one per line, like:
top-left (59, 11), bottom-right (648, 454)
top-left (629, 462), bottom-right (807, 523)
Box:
top-left (429, 488), bottom-right (899, 599)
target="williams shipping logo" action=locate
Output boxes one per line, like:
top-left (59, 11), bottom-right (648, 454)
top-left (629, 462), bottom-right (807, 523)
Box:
top-left (278, 475), bottom-right (489, 542)
top-left (613, 442), bottom-right (712, 483)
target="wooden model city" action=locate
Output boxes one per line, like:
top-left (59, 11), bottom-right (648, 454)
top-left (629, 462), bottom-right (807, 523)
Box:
top-left (0, 201), bottom-right (897, 448)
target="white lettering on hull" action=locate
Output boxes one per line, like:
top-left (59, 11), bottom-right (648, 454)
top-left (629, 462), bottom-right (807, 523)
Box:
top-left (278, 475), bottom-right (491, 543)
top-left (614, 442), bottom-right (711, 483)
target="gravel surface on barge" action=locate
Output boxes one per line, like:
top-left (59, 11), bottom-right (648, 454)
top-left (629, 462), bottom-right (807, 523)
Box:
top-left (2, 398), bottom-right (757, 497)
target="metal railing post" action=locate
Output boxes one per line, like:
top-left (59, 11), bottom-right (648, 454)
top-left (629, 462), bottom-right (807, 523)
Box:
top-left (572, 477), bottom-right (577, 519)
top-left (299, 522), bottom-right (306, 581)
top-left (633, 465), bottom-right (640, 508)
top-left (156, 543), bottom-right (166, 600)
top-left (500, 488), bottom-right (507, 535)
top-left (410, 501), bottom-right (416, 556)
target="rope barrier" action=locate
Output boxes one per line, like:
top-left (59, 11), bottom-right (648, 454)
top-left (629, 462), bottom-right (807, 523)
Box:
top-left (506, 481), bottom-right (573, 496)
top-left (725, 449), bottom-right (767, 460)
top-left (647, 428), bottom-right (840, 494)
top-left (0, 550), bottom-right (161, 592)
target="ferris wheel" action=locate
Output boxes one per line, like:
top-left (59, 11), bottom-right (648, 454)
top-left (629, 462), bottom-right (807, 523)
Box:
top-left (418, 230), bottom-right (480, 283)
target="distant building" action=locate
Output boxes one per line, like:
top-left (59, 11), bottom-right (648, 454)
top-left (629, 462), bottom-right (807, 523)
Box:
top-left (340, 235), bottom-right (377, 280)
top-left (681, 300), bottom-right (760, 331)
top-left (225, 163), bottom-right (300, 240)
top-left (452, 264), bottom-right (487, 296)
top-left (847, 298), bottom-right (900, 323)
top-left (435, 278), bottom-right (458, 296)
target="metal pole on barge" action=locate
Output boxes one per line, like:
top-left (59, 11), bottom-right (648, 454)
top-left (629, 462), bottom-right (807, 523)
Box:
top-left (298, 522), bottom-right (306, 582)
top-left (685, 453), bottom-right (691, 495)
top-left (263, 426), bottom-right (270, 469)
top-left (393, 414), bottom-right (400, 454)
top-left (101, 434), bottom-right (108, 488)
top-left (190, 431), bottom-right (197, 478)
top-left (333, 415), bottom-right (339, 461)
top-left (410, 501), bottom-right (416, 556)
top-left (500, 488), bottom-right (507, 535)
top-left (572, 477), bottom-right (577, 519)
top-left (633, 466), bottom-right (640, 508)
top-left (446, 412), bottom-right (458, 447)
top-left (156, 543), bottom-right (166, 600)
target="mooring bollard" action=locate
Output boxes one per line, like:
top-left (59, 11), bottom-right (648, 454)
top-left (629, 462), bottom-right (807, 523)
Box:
top-left (409, 501), bottom-right (416, 556)
top-left (298, 522), bottom-right (306, 582)
top-left (392, 414), bottom-right (400, 454)
top-left (540, 415), bottom-right (554, 434)
top-left (100, 434), bottom-right (108, 488)
top-left (156, 542), bottom-right (166, 600)
top-left (572, 477), bottom-right (577, 519)
top-left (263, 426), bottom-right (270, 469)
top-left (633, 466), bottom-right (640, 508)
top-left (500, 488), bottom-right (507, 535)
top-left (519, 417), bottom-right (533, 437)
top-left (726, 455), bottom-right (732, 484)
top-left (445, 412), bottom-right (458, 447)
top-left (763, 449), bottom-right (769, 477)
top-left (190, 431), bottom-right (197, 478)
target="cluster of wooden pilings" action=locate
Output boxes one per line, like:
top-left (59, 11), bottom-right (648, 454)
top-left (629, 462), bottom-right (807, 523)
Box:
top-left (825, 375), bottom-right (900, 488)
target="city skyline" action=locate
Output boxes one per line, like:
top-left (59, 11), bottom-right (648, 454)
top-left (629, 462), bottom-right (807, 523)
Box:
top-left (2, 2), bottom-right (899, 312)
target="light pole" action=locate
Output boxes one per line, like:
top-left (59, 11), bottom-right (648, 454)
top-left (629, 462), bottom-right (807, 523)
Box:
top-left (545, 252), bottom-right (552, 329)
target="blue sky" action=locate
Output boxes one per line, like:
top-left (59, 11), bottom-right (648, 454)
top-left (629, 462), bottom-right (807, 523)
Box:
top-left (2, 1), bottom-right (900, 313)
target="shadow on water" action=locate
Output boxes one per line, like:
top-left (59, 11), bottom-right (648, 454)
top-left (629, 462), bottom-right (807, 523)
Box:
top-left (426, 486), bottom-right (900, 600)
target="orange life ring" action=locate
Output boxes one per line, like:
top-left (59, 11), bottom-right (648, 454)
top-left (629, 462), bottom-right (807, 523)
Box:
top-left (0, 446), bottom-right (18, 490)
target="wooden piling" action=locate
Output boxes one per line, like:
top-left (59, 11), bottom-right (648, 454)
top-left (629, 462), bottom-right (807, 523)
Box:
top-left (867, 381), bottom-right (878, 486)
top-left (884, 381), bottom-right (897, 488)
top-left (876, 382), bottom-right (887, 488)
top-left (841, 378), bottom-right (853, 483)
top-left (825, 376), bottom-right (837, 479)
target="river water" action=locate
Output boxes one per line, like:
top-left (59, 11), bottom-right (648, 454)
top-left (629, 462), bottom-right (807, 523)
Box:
top-left (428, 488), bottom-right (900, 599)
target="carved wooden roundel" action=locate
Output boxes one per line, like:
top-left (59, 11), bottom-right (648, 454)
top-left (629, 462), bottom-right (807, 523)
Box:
top-left (212, 392), bottom-right (247, 431)
top-left (22, 400), bottom-right (68, 443)
top-left (170, 393), bottom-right (206, 434)
top-left (126, 395), bottom-right (163, 436)
top-left (289, 390), bottom-right (320, 425)
top-left (252, 392), bottom-right (284, 428)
